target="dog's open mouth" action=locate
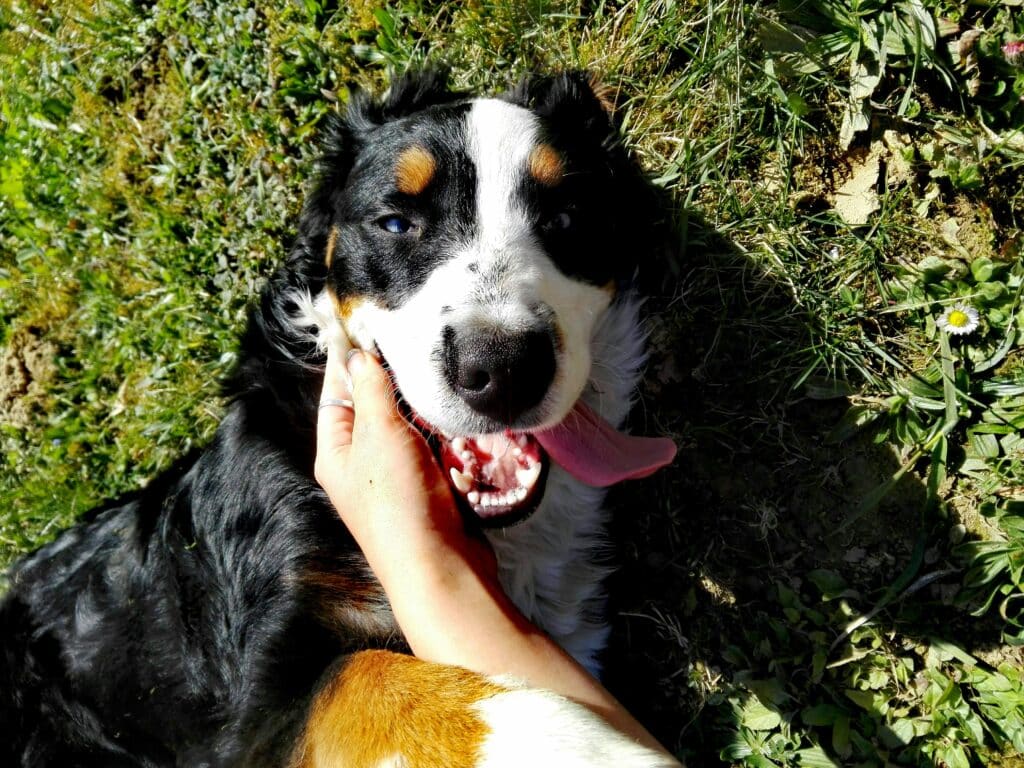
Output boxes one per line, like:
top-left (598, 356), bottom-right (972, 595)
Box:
top-left (411, 400), bottom-right (678, 529)
top-left (437, 431), bottom-right (549, 527)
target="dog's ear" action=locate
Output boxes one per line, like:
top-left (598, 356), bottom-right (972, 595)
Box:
top-left (291, 111), bottom-right (357, 270)
top-left (346, 67), bottom-right (465, 131)
top-left (505, 71), bottom-right (619, 146)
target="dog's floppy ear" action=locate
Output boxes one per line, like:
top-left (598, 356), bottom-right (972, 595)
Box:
top-left (291, 111), bottom-right (357, 270)
top-left (505, 71), bottom-right (619, 146)
top-left (347, 67), bottom-right (466, 131)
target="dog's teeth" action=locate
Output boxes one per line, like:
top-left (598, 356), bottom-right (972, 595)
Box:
top-left (467, 490), bottom-right (480, 505)
top-left (515, 487), bottom-right (527, 501)
top-left (512, 447), bottom-right (522, 458)
top-left (452, 437), bottom-right (467, 453)
top-left (516, 435), bottom-right (528, 448)
top-left (449, 468), bottom-right (474, 493)
top-left (460, 450), bottom-right (474, 463)
top-left (515, 464), bottom-right (541, 489)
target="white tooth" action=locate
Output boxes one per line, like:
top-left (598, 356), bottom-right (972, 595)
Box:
top-left (467, 490), bottom-right (480, 505)
top-left (515, 487), bottom-right (527, 501)
top-left (480, 494), bottom-right (492, 507)
top-left (452, 437), bottom-right (467, 453)
top-left (512, 447), bottom-right (522, 457)
top-left (516, 464), bottom-right (541, 488)
top-left (516, 435), bottom-right (528, 448)
top-left (449, 468), bottom-right (473, 493)
top-left (460, 450), bottom-right (474, 463)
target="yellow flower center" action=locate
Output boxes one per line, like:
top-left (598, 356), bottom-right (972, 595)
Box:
top-left (948, 310), bottom-right (969, 327)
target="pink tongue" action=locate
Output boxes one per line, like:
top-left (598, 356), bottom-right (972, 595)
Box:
top-left (535, 402), bottom-right (676, 487)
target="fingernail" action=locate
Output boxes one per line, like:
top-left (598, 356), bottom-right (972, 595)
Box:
top-left (346, 348), bottom-right (365, 376)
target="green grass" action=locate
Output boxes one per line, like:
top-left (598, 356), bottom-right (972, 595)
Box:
top-left (2, 0), bottom-right (1024, 765)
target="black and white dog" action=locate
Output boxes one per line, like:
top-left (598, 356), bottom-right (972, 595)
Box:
top-left (1, 70), bottom-right (676, 767)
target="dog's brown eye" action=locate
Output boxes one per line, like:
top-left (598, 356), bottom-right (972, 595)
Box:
top-left (378, 215), bottom-right (413, 234)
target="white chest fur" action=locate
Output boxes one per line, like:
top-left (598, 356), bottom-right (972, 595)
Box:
top-left (485, 295), bottom-right (646, 676)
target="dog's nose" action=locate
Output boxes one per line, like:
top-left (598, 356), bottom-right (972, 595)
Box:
top-left (443, 327), bottom-right (556, 424)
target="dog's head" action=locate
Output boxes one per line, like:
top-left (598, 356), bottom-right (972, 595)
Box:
top-left (302, 70), bottom-right (674, 526)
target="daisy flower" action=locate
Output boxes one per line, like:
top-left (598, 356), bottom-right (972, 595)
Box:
top-left (936, 304), bottom-right (980, 336)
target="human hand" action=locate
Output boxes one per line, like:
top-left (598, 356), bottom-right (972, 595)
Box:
top-left (315, 349), bottom-right (679, 764)
top-left (314, 347), bottom-right (496, 586)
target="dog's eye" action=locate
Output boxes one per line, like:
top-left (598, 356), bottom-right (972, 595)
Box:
top-left (378, 216), bottom-right (414, 234)
top-left (542, 211), bottom-right (572, 232)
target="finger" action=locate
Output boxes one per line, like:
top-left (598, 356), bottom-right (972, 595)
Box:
top-left (317, 346), bottom-right (356, 462)
top-left (346, 350), bottom-right (411, 442)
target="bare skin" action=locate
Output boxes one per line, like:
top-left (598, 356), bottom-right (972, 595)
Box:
top-left (315, 347), bottom-right (680, 764)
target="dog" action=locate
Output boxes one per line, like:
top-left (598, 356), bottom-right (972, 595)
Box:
top-left (1, 70), bottom-right (677, 767)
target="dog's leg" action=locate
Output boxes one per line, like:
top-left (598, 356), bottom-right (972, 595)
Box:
top-left (292, 650), bottom-right (676, 768)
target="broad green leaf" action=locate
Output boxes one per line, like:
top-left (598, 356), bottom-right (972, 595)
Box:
top-left (879, 719), bottom-right (915, 748)
top-left (971, 257), bottom-right (996, 283)
top-left (794, 744), bottom-right (840, 767)
top-left (741, 697), bottom-right (782, 731)
top-left (826, 404), bottom-right (882, 444)
top-left (831, 715), bottom-right (851, 757)
top-left (802, 703), bottom-right (845, 726)
top-left (807, 569), bottom-right (849, 599)
top-left (937, 743), bottom-right (970, 768)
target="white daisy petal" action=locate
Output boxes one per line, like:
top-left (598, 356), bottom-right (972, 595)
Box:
top-left (937, 303), bottom-right (980, 336)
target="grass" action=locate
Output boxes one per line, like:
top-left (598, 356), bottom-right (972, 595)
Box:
top-left (2, 0), bottom-right (1023, 765)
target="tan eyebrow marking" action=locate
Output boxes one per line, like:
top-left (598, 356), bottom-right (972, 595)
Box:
top-left (395, 145), bottom-right (436, 195)
top-left (324, 225), bottom-right (339, 268)
top-left (528, 144), bottom-right (564, 187)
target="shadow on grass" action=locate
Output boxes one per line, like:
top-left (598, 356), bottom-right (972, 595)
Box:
top-left (602, 207), bottom-right (1011, 765)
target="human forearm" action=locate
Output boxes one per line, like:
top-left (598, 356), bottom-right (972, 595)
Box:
top-left (316, 349), bottom-right (681, 764)
top-left (376, 546), bottom-right (679, 762)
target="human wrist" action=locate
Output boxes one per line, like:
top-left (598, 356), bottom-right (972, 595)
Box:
top-left (369, 529), bottom-right (495, 599)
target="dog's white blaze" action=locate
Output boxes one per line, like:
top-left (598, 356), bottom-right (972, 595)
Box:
top-left (336, 98), bottom-right (612, 437)
top-left (464, 99), bottom-right (612, 424)
top-left (469, 99), bottom-right (535, 250)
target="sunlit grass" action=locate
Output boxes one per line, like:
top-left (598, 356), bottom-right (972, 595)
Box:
top-left (2, 0), bottom-right (1022, 764)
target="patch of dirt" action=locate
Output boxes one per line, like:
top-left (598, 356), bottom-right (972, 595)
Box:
top-left (0, 328), bottom-right (57, 428)
top-left (950, 195), bottom-right (999, 261)
top-left (829, 131), bottom-right (915, 227)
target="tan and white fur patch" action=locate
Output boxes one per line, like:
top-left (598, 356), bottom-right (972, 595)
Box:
top-left (294, 651), bottom-right (677, 768)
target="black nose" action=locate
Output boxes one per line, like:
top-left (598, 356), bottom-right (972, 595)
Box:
top-left (443, 327), bottom-right (556, 424)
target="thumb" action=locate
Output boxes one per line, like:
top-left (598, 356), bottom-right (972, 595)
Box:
top-left (315, 345), bottom-right (356, 486)
top-left (346, 350), bottom-right (408, 440)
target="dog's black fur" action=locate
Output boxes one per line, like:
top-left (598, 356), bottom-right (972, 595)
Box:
top-left (0, 70), bottom-right (655, 767)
